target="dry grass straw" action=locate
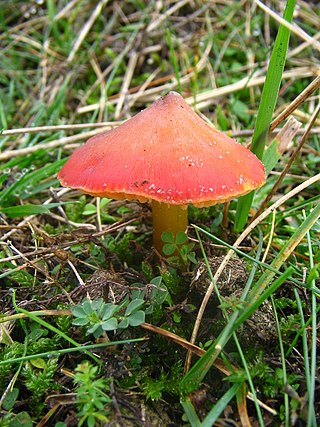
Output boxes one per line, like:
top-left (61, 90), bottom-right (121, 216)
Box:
top-left (1, 1), bottom-right (319, 422)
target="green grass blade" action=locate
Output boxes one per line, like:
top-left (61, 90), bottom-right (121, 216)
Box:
top-left (180, 398), bottom-right (202, 427)
top-left (303, 209), bottom-right (317, 427)
top-left (293, 287), bottom-right (317, 427)
top-left (180, 267), bottom-right (293, 392)
top-left (251, 0), bottom-right (296, 159)
top-left (46, 0), bottom-right (60, 40)
top-left (234, 0), bottom-right (296, 231)
top-left (180, 203), bottom-right (319, 391)
top-left (234, 267), bottom-right (294, 329)
top-left (0, 97), bottom-right (8, 129)
top-left (1, 202), bottom-right (73, 218)
top-left (262, 117), bottom-right (301, 175)
top-left (263, 138), bottom-right (285, 175)
top-left (166, 28), bottom-right (182, 94)
top-left (270, 295), bottom-right (290, 426)
top-left (11, 290), bottom-right (100, 365)
top-left (0, 338), bottom-right (145, 367)
top-left (0, 158), bottom-right (65, 206)
top-left (247, 203), bottom-right (320, 304)
top-left (180, 228), bottom-right (265, 426)
top-left (201, 383), bottom-right (242, 427)
top-left (191, 225), bottom-right (306, 289)
top-left (285, 304), bottom-right (320, 358)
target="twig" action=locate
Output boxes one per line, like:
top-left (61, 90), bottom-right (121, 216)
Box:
top-left (185, 68), bottom-right (317, 110)
top-left (77, 67), bottom-right (316, 114)
top-left (254, 0), bottom-right (320, 51)
top-left (270, 75), bottom-right (320, 131)
top-left (1, 122), bottom-right (122, 136)
top-left (96, 198), bottom-right (102, 233)
top-left (270, 116), bottom-right (302, 153)
top-left (0, 217), bottom-right (140, 264)
top-left (0, 188), bottom-right (70, 242)
top-left (146, 0), bottom-right (191, 33)
top-left (67, 260), bottom-right (86, 287)
top-left (6, 241), bottom-right (55, 284)
top-left (255, 103), bottom-right (320, 218)
top-left (67, 0), bottom-right (109, 63)
top-left (115, 41), bottom-right (141, 119)
top-left (0, 127), bottom-right (116, 161)
top-left (90, 56), bottom-right (107, 123)
top-left (288, 31), bottom-right (320, 58)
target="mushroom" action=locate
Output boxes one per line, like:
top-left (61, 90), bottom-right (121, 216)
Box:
top-left (58, 92), bottom-right (265, 255)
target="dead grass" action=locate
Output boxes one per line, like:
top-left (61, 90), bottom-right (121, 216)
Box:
top-left (0, 1), bottom-right (319, 426)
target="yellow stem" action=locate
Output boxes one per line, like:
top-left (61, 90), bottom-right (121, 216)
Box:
top-left (152, 201), bottom-right (188, 255)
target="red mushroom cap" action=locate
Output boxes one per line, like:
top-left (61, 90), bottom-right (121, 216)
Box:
top-left (58, 92), bottom-right (265, 207)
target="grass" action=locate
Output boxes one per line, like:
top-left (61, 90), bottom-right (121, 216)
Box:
top-left (0, 1), bottom-right (319, 426)
top-left (234, 0), bottom-right (296, 231)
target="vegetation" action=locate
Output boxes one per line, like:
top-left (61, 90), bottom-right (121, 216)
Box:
top-left (0, 1), bottom-right (319, 426)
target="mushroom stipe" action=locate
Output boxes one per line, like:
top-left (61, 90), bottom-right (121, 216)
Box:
top-left (58, 92), bottom-right (265, 255)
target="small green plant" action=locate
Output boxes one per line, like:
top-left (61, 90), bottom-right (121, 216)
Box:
top-left (0, 390), bottom-right (33, 427)
top-left (74, 361), bottom-right (111, 427)
top-left (0, 412), bottom-right (33, 427)
top-left (130, 276), bottom-right (171, 315)
top-left (65, 195), bottom-right (87, 222)
top-left (1, 261), bottom-right (35, 287)
top-left (82, 197), bottom-right (117, 223)
top-left (160, 267), bottom-right (184, 299)
top-left (22, 358), bottom-right (59, 415)
top-left (141, 361), bottom-right (182, 401)
top-left (219, 295), bottom-right (246, 312)
top-left (72, 297), bottom-right (145, 338)
top-left (0, 0), bottom-right (318, 425)
top-left (250, 356), bottom-right (299, 399)
top-left (161, 231), bottom-right (196, 265)
top-left (72, 277), bottom-right (170, 338)
top-left (0, 413), bottom-right (13, 427)
top-left (104, 231), bottom-right (137, 264)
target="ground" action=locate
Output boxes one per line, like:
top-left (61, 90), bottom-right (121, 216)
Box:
top-left (0, 1), bottom-right (319, 426)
